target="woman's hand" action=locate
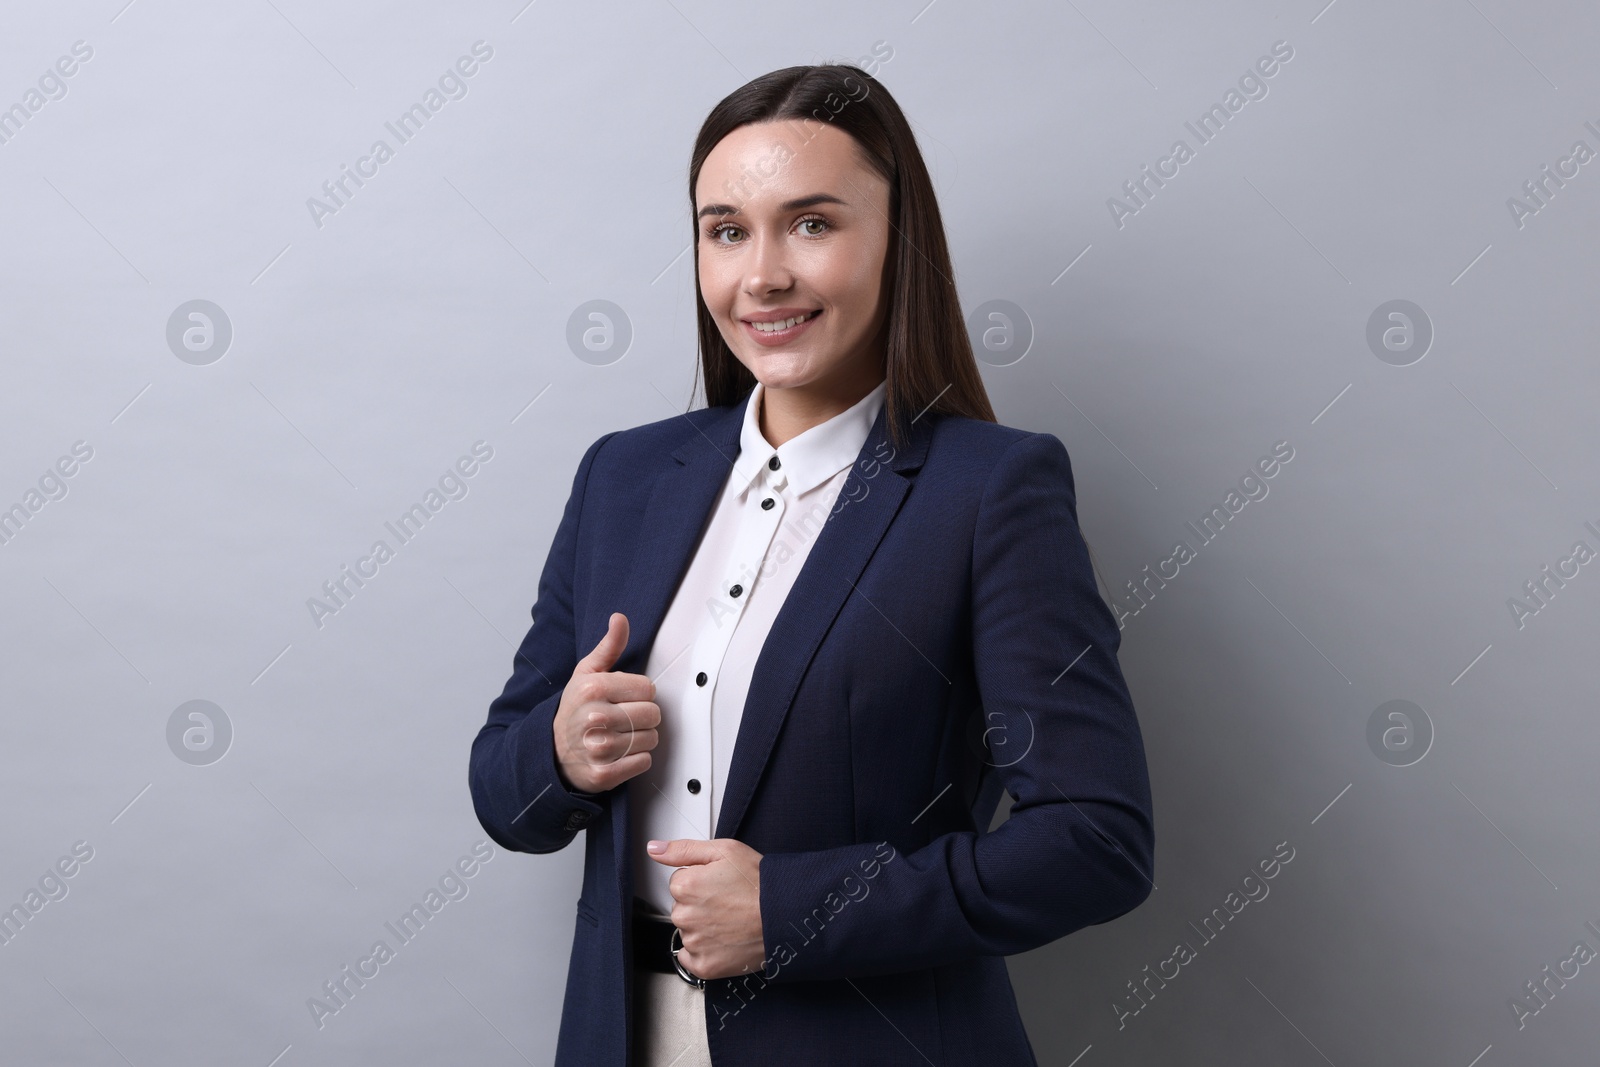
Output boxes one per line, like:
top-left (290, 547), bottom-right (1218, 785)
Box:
top-left (648, 838), bottom-right (766, 980)
top-left (551, 612), bottom-right (660, 794)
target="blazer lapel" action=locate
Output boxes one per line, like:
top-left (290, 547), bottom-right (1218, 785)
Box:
top-left (602, 395), bottom-right (746, 909)
top-left (606, 397), bottom-right (749, 676)
top-left (714, 400), bottom-right (932, 840)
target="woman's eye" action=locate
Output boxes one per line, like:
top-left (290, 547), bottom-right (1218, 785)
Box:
top-left (705, 217), bottom-right (828, 243)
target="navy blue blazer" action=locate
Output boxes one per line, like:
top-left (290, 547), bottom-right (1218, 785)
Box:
top-left (469, 386), bottom-right (1155, 1066)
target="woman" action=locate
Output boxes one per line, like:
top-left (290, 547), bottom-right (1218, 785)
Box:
top-left (469, 62), bottom-right (1154, 1067)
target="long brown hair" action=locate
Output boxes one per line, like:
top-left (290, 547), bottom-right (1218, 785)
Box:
top-left (686, 63), bottom-right (995, 452)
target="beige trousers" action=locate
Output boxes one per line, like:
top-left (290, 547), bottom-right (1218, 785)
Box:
top-left (632, 968), bottom-right (712, 1067)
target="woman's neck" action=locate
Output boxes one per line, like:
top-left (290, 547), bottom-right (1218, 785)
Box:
top-left (757, 371), bottom-right (885, 449)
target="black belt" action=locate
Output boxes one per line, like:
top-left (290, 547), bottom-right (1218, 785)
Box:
top-left (631, 897), bottom-right (704, 986)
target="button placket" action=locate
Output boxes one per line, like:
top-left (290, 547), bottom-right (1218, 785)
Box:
top-left (681, 620), bottom-right (721, 832)
top-left (683, 459), bottom-right (786, 829)
top-left (744, 462), bottom-right (787, 605)
top-left (722, 463), bottom-right (785, 613)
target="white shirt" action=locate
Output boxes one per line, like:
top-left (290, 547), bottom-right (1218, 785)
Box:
top-left (629, 377), bottom-right (888, 917)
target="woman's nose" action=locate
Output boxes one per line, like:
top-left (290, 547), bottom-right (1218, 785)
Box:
top-left (743, 232), bottom-right (793, 294)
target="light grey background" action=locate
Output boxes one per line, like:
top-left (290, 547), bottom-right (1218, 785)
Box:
top-left (1, 0), bottom-right (1595, 1063)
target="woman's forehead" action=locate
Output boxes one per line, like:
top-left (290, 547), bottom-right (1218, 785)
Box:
top-left (697, 122), bottom-right (878, 207)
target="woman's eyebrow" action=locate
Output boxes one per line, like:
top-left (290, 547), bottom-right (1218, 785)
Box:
top-left (696, 193), bottom-right (848, 219)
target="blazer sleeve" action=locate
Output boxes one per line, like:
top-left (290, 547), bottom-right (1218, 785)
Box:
top-left (757, 431), bottom-right (1156, 980)
top-left (468, 430), bottom-right (618, 854)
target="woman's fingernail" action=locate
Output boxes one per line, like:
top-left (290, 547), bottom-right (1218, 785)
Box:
top-left (647, 840), bottom-right (665, 854)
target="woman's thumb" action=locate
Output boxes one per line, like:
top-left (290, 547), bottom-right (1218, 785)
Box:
top-left (578, 612), bottom-right (628, 674)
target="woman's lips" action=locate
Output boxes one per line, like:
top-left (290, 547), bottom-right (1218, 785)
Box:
top-left (741, 309), bottom-right (822, 347)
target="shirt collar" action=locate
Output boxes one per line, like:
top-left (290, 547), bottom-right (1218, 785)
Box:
top-left (731, 378), bottom-right (888, 501)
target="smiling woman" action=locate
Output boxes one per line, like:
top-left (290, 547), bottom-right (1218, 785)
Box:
top-left (469, 61), bottom-right (1154, 1067)
top-left (687, 67), bottom-right (993, 451)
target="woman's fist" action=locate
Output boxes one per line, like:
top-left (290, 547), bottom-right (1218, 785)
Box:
top-left (551, 612), bottom-right (661, 794)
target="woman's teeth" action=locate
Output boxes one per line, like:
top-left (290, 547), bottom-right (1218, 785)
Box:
top-left (751, 311), bottom-right (819, 332)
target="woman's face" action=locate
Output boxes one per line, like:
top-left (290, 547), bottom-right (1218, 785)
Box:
top-left (695, 120), bottom-right (893, 399)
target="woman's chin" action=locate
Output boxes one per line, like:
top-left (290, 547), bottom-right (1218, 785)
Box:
top-left (741, 354), bottom-right (817, 389)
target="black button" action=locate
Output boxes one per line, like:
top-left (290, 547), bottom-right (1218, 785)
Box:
top-left (768, 456), bottom-right (781, 470)
top-left (687, 779), bottom-right (701, 794)
top-left (761, 497), bottom-right (775, 510)
top-left (696, 671), bottom-right (708, 686)
top-left (729, 584), bottom-right (743, 598)
top-left (564, 811), bottom-right (590, 831)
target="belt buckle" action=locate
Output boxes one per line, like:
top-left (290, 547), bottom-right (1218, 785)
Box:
top-left (669, 926), bottom-right (706, 988)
